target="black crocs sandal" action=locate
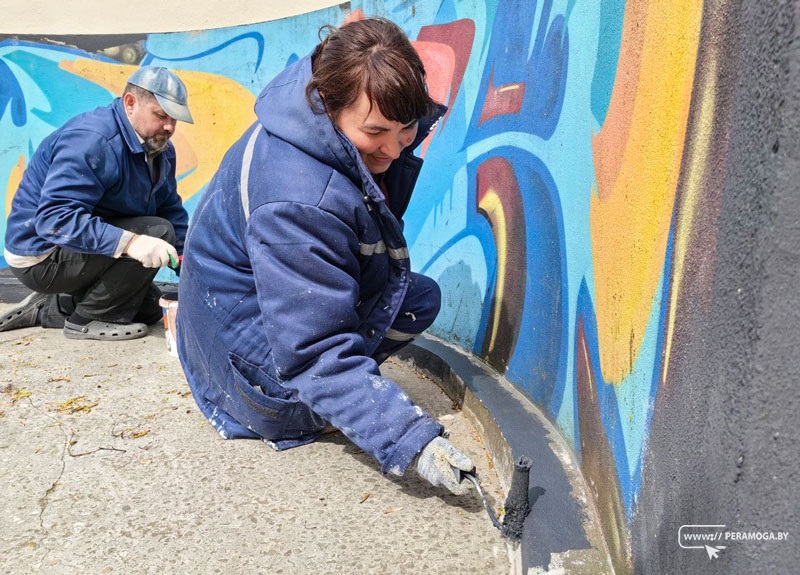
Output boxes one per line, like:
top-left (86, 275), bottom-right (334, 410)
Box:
top-left (63, 319), bottom-right (148, 341)
top-left (0, 292), bottom-right (47, 332)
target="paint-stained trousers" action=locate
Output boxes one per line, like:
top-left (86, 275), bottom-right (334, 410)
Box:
top-left (10, 216), bottom-right (175, 327)
top-left (371, 271), bottom-right (441, 364)
top-left (203, 270), bottom-right (442, 449)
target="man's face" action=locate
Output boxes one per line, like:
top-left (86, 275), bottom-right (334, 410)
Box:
top-left (334, 91), bottom-right (419, 175)
top-left (123, 92), bottom-right (177, 156)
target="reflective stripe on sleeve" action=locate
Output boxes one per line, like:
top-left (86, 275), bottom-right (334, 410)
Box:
top-left (358, 240), bottom-right (408, 260)
top-left (240, 126), bottom-right (261, 222)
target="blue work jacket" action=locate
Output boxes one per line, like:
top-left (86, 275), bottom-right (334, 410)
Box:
top-left (177, 54), bottom-right (445, 475)
top-left (5, 98), bottom-right (187, 258)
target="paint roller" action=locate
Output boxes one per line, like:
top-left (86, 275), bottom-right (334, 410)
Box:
top-left (461, 455), bottom-right (533, 542)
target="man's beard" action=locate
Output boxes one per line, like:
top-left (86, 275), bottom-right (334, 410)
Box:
top-left (143, 135), bottom-right (170, 156)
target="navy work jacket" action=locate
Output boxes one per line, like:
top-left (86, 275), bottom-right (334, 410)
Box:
top-left (177, 54), bottom-right (446, 475)
top-left (5, 98), bottom-right (187, 258)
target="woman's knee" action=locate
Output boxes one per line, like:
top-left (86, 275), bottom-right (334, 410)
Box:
top-left (406, 273), bottom-right (441, 328)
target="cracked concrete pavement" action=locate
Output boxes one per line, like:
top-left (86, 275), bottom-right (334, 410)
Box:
top-left (0, 299), bottom-right (513, 575)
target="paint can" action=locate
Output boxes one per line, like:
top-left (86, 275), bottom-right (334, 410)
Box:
top-left (158, 293), bottom-right (179, 357)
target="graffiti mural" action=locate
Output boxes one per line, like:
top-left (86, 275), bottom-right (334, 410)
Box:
top-left (0, 0), bottom-right (729, 570)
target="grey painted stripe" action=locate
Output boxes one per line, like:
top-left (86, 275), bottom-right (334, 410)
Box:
top-left (240, 126), bottom-right (261, 222)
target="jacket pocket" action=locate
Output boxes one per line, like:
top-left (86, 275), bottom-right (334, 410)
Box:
top-left (223, 352), bottom-right (294, 438)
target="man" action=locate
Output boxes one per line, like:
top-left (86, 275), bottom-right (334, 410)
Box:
top-left (1, 66), bottom-right (192, 341)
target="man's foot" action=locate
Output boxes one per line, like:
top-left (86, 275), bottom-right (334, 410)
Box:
top-left (0, 292), bottom-right (47, 332)
top-left (63, 318), bottom-right (148, 341)
top-left (134, 284), bottom-right (165, 325)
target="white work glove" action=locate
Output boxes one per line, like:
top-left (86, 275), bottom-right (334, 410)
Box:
top-left (124, 234), bottom-right (178, 268)
top-left (415, 436), bottom-right (475, 495)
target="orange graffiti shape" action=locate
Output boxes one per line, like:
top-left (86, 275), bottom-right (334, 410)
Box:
top-left (590, 0), bottom-right (703, 383)
top-left (5, 155), bottom-right (26, 218)
top-left (412, 40), bottom-right (455, 157)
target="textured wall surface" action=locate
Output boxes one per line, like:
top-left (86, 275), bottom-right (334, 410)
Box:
top-left (632, 1), bottom-right (799, 573)
top-left (1, 1), bottom-right (796, 572)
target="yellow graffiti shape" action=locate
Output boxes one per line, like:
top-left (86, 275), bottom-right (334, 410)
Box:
top-left (590, 0), bottom-right (703, 383)
top-left (478, 189), bottom-right (507, 355)
top-left (5, 155), bottom-right (26, 217)
top-left (60, 59), bottom-right (256, 203)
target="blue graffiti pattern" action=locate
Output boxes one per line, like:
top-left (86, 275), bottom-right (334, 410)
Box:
top-left (0, 59), bottom-right (26, 127)
top-left (469, 0), bottom-right (568, 140)
top-left (0, 0), bottom-right (674, 526)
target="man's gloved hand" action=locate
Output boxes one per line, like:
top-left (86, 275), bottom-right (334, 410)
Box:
top-left (168, 254), bottom-right (183, 276)
top-left (415, 436), bottom-right (475, 495)
top-left (125, 234), bottom-right (178, 268)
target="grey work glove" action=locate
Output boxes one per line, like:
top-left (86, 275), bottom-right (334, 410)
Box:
top-left (415, 436), bottom-right (475, 495)
top-left (125, 234), bottom-right (178, 268)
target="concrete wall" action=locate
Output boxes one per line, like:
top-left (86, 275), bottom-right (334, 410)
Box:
top-left (1, 1), bottom-right (796, 573)
top-left (633, 1), bottom-right (799, 573)
top-left (0, 1), bottom-right (346, 34)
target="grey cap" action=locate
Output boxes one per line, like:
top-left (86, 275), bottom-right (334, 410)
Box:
top-left (127, 66), bottom-right (194, 124)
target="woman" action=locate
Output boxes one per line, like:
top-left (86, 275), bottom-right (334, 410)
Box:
top-left (177, 18), bottom-right (473, 494)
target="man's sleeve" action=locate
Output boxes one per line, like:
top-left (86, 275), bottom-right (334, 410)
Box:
top-left (34, 130), bottom-right (125, 256)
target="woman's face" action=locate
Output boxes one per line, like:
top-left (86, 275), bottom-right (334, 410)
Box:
top-left (334, 92), bottom-right (419, 175)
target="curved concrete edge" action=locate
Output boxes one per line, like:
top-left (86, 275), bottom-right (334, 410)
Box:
top-left (398, 335), bottom-right (615, 575)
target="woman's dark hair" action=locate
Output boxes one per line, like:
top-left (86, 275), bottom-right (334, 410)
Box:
top-left (306, 17), bottom-right (437, 124)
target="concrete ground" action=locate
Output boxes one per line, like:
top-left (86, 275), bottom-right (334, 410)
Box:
top-left (0, 298), bottom-right (514, 574)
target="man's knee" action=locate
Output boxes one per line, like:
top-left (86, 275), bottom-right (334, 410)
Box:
top-left (141, 218), bottom-right (176, 245)
top-left (109, 216), bottom-right (176, 246)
